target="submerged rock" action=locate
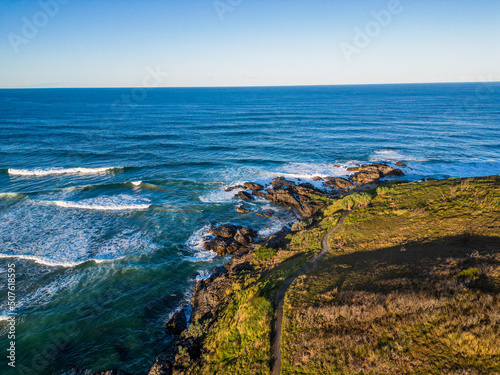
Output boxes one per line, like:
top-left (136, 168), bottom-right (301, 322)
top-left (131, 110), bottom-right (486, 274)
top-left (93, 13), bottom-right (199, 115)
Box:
top-left (236, 204), bottom-right (250, 214)
top-left (226, 185), bottom-right (245, 192)
top-left (256, 210), bottom-right (273, 218)
top-left (63, 367), bottom-right (132, 375)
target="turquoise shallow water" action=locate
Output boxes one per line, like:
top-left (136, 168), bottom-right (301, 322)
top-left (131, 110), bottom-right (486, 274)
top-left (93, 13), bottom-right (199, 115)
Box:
top-left (0, 84), bottom-right (499, 374)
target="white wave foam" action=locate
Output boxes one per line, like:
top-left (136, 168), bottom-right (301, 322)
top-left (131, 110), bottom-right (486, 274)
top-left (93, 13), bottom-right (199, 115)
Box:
top-left (186, 225), bottom-right (210, 251)
top-left (195, 269), bottom-right (212, 281)
top-left (131, 181), bottom-right (142, 186)
top-left (370, 150), bottom-right (427, 162)
top-left (0, 200), bottom-right (157, 266)
top-left (184, 250), bottom-right (217, 262)
top-left (199, 189), bottom-right (237, 203)
top-left (258, 218), bottom-right (292, 237)
top-left (41, 194), bottom-right (151, 211)
top-left (46, 200), bottom-right (151, 211)
top-left (184, 225), bottom-right (218, 262)
top-left (269, 162), bottom-right (350, 180)
top-left (0, 253), bottom-right (123, 268)
top-left (8, 167), bottom-right (121, 177)
top-left (0, 273), bottom-right (81, 315)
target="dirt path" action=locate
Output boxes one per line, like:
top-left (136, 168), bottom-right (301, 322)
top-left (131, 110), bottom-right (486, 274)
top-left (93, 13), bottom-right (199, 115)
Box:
top-left (271, 212), bottom-right (349, 375)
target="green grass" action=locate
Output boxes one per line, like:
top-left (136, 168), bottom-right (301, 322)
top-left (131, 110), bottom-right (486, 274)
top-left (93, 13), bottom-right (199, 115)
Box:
top-left (457, 267), bottom-right (480, 280)
top-left (254, 245), bottom-right (278, 262)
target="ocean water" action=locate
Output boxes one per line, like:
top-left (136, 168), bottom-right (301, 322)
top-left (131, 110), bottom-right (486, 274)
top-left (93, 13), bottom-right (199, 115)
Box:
top-left (0, 83), bottom-right (499, 374)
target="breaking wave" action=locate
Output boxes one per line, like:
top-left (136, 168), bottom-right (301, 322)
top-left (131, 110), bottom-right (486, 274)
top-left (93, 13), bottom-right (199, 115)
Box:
top-left (7, 167), bottom-right (124, 177)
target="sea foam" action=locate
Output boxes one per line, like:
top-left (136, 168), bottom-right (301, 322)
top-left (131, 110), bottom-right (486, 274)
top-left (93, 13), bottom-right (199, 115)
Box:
top-left (7, 167), bottom-right (122, 177)
top-left (184, 225), bottom-right (218, 262)
top-left (0, 200), bottom-right (157, 267)
top-left (45, 200), bottom-right (151, 211)
top-left (370, 150), bottom-right (428, 162)
top-left (0, 253), bottom-right (122, 268)
top-left (41, 194), bottom-right (151, 211)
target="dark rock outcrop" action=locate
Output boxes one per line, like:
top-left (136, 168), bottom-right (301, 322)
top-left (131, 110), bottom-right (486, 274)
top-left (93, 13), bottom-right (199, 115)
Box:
top-left (323, 177), bottom-right (356, 191)
top-left (234, 190), bottom-right (254, 201)
top-left (313, 176), bottom-right (323, 181)
top-left (263, 226), bottom-right (291, 249)
top-left (147, 255), bottom-right (254, 375)
top-left (148, 353), bottom-right (174, 375)
top-left (165, 307), bottom-right (188, 335)
top-left (348, 163), bottom-right (404, 186)
top-left (396, 161), bottom-right (407, 167)
top-left (243, 182), bottom-right (264, 191)
top-left (250, 179), bottom-right (329, 218)
top-left (204, 224), bottom-right (257, 255)
top-left (234, 228), bottom-right (255, 245)
top-left (189, 254), bottom-right (253, 326)
top-left (209, 224), bottom-right (239, 238)
top-left (226, 185), bottom-right (245, 192)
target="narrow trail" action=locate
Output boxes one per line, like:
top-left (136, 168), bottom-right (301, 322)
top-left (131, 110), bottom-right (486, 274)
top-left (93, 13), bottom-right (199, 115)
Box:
top-left (271, 212), bottom-right (349, 375)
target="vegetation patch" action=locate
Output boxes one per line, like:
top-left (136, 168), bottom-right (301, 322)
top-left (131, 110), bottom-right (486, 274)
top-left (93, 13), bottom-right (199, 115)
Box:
top-left (254, 245), bottom-right (278, 261)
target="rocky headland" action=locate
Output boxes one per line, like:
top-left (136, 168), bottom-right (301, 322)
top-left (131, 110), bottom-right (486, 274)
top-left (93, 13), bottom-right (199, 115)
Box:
top-left (146, 162), bottom-right (406, 374)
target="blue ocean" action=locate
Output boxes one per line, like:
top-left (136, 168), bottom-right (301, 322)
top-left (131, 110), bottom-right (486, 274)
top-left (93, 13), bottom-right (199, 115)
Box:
top-left (0, 83), bottom-right (499, 374)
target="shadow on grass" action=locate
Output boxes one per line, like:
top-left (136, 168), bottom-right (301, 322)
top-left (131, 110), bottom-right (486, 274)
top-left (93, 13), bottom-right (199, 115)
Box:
top-left (307, 234), bottom-right (500, 300)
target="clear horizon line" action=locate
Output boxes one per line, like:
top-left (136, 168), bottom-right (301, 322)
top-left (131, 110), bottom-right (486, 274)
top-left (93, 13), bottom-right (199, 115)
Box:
top-left (0, 80), bottom-right (498, 90)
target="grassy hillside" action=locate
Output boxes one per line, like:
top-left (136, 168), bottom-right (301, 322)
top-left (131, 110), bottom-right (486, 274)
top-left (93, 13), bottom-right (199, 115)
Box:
top-left (176, 176), bottom-right (500, 374)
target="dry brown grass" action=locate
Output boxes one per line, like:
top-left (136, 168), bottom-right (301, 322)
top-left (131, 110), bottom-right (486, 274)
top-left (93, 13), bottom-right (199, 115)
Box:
top-left (282, 176), bottom-right (500, 374)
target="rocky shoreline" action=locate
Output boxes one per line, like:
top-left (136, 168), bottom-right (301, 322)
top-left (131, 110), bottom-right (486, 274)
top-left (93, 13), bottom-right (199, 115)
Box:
top-left (68, 163), bottom-right (406, 375)
top-left (146, 162), bottom-right (406, 375)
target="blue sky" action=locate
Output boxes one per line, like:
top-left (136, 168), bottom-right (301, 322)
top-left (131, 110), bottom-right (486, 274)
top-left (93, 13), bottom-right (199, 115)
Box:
top-left (0, 0), bottom-right (499, 87)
